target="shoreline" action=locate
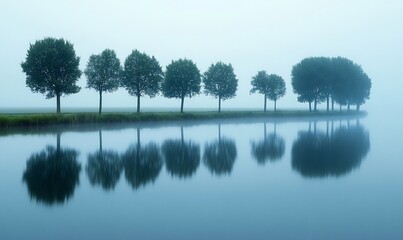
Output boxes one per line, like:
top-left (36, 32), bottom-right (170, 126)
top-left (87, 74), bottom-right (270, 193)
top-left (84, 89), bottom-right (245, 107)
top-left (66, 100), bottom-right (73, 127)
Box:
top-left (0, 110), bottom-right (366, 129)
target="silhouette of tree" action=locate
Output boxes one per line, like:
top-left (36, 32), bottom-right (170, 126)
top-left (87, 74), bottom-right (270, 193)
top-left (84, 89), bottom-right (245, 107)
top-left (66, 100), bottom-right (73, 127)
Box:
top-left (86, 131), bottom-right (122, 191)
top-left (121, 50), bottom-right (163, 113)
top-left (162, 127), bottom-right (200, 178)
top-left (331, 57), bottom-right (371, 111)
top-left (250, 71), bottom-right (286, 112)
top-left (291, 123), bottom-right (370, 178)
top-left (85, 49), bottom-right (121, 115)
top-left (251, 123), bottom-right (285, 164)
top-left (203, 62), bottom-right (238, 112)
top-left (21, 38), bottom-right (81, 113)
top-left (162, 59), bottom-right (201, 113)
top-left (291, 57), bottom-right (332, 111)
top-left (203, 124), bottom-right (237, 175)
top-left (122, 129), bottom-right (163, 189)
top-left (22, 133), bottom-right (80, 205)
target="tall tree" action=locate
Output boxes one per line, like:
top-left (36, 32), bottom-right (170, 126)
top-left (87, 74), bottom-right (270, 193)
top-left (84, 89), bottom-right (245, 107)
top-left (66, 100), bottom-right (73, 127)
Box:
top-left (331, 57), bottom-right (371, 111)
top-left (250, 71), bottom-right (286, 112)
top-left (162, 59), bottom-right (201, 113)
top-left (291, 57), bottom-right (330, 111)
top-left (21, 38), bottom-right (81, 113)
top-left (203, 62), bottom-right (238, 112)
top-left (121, 50), bottom-right (163, 113)
top-left (85, 49), bottom-right (121, 115)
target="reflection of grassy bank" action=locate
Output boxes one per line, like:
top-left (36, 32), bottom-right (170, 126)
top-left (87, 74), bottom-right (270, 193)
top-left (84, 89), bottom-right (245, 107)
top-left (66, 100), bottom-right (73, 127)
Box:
top-left (0, 110), bottom-right (366, 129)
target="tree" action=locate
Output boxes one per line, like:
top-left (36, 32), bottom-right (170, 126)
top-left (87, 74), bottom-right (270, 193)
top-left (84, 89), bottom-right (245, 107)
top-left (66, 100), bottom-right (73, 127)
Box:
top-left (291, 57), bottom-right (331, 111)
top-left (250, 71), bottom-right (286, 112)
top-left (84, 49), bottom-right (121, 115)
top-left (162, 59), bottom-right (201, 113)
top-left (121, 50), bottom-right (163, 113)
top-left (331, 57), bottom-right (371, 111)
top-left (21, 38), bottom-right (81, 113)
top-left (203, 62), bottom-right (238, 112)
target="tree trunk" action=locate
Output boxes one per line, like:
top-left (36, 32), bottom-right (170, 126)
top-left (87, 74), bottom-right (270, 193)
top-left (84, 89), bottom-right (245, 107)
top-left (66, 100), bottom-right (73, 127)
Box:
top-left (356, 104), bottom-right (360, 111)
top-left (348, 103), bottom-right (351, 111)
top-left (314, 99), bottom-right (317, 111)
top-left (264, 94), bottom-right (267, 112)
top-left (99, 91), bottom-right (102, 115)
top-left (340, 104), bottom-right (342, 112)
top-left (218, 96), bottom-right (221, 113)
top-left (137, 94), bottom-right (141, 113)
top-left (56, 93), bottom-right (61, 114)
top-left (309, 102), bottom-right (312, 112)
top-left (180, 95), bottom-right (184, 113)
top-left (274, 100), bottom-right (277, 112)
top-left (326, 96), bottom-right (329, 112)
top-left (332, 99), bottom-right (335, 111)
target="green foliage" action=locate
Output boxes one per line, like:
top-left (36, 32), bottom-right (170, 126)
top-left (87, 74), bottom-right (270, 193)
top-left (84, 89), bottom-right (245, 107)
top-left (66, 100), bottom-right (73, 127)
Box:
top-left (85, 49), bottom-right (121, 114)
top-left (291, 57), bottom-right (331, 108)
top-left (122, 50), bottom-right (163, 112)
top-left (162, 59), bottom-right (201, 112)
top-left (251, 71), bottom-right (286, 111)
top-left (85, 49), bottom-right (121, 93)
top-left (292, 57), bottom-right (371, 110)
top-left (21, 38), bottom-right (81, 113)
top-left (203, 62), bottom-right (238, 111)
top-left (331, 57), bottom-right (371, 107)
top-left (0, 111), bottom-right (366, 130)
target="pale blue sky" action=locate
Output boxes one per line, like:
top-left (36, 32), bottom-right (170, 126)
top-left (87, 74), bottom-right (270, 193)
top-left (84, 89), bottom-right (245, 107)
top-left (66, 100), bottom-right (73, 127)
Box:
top-left (0, 0), bottom-right (402, 112)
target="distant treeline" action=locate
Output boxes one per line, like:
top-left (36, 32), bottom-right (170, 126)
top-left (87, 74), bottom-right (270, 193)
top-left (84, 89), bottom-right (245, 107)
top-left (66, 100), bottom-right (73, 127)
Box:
top-left (21, 38), bottom-right (371, 114)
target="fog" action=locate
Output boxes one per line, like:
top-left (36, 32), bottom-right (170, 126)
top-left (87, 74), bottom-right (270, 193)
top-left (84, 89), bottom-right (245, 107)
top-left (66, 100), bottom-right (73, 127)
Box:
top-left (0, 0), bottom-right (402, 114)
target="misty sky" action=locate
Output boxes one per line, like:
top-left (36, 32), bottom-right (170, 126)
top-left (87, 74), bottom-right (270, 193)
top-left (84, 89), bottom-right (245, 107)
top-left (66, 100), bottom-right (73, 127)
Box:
top-left (0, 0), bottom-right (402, 112)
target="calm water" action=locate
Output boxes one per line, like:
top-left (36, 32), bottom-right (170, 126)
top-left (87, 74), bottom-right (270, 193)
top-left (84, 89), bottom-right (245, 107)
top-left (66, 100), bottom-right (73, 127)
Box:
top-left (0, 115), bottom-right (402, 240)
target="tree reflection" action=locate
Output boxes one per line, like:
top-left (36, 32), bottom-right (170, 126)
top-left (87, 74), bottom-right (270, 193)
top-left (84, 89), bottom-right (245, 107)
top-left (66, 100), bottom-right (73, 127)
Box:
top-left (86, 130), bottom-right (122, 191)
top-left (251, 123), bottom-right (285, 164)
top-left (292, 122), bottom-right (370, 178)
top-left (162, 127), bottom-right (200, 179)
top-left (203, 124), bottom-right (237, 175)
top-left (122, 128), bottom-right (163, 189)
top-left (22, 133), bottom-right (80, 206)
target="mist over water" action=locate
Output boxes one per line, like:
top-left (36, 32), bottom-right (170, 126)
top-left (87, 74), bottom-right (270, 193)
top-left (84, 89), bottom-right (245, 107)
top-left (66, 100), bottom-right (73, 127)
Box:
top-left (1, 113), bottom-right (403, 239)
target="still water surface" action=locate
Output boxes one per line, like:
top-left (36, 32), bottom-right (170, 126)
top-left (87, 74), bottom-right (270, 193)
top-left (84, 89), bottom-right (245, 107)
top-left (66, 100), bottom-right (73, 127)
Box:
top-left (0, 115), bottom-right (402, 239)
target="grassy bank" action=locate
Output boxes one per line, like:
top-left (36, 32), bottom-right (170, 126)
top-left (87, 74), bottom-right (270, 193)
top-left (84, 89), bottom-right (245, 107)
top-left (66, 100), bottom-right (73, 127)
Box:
top-left (0, 110), bottom-right (366, 129)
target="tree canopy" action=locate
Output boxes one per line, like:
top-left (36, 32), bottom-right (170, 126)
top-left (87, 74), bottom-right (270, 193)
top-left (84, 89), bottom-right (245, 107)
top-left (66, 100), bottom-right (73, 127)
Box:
top-left (291, 57), bottom-right (331, 111)
top-left (331, 57), bottom-right (371, 110)
top-left (203, 62), bottom-right (238, 112)
top-left (121, 50), bottom-right (163, 112)
top-left (251, 71), bottom-right (286, 112)
top-left (162, 59), bottom-right (201, 113)
top-left (292, 57), bottom-right (371, 111)
top-left (85, 49), bottom-right (121, 114)
top-left (21, 38), bottom-right (81, 113)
